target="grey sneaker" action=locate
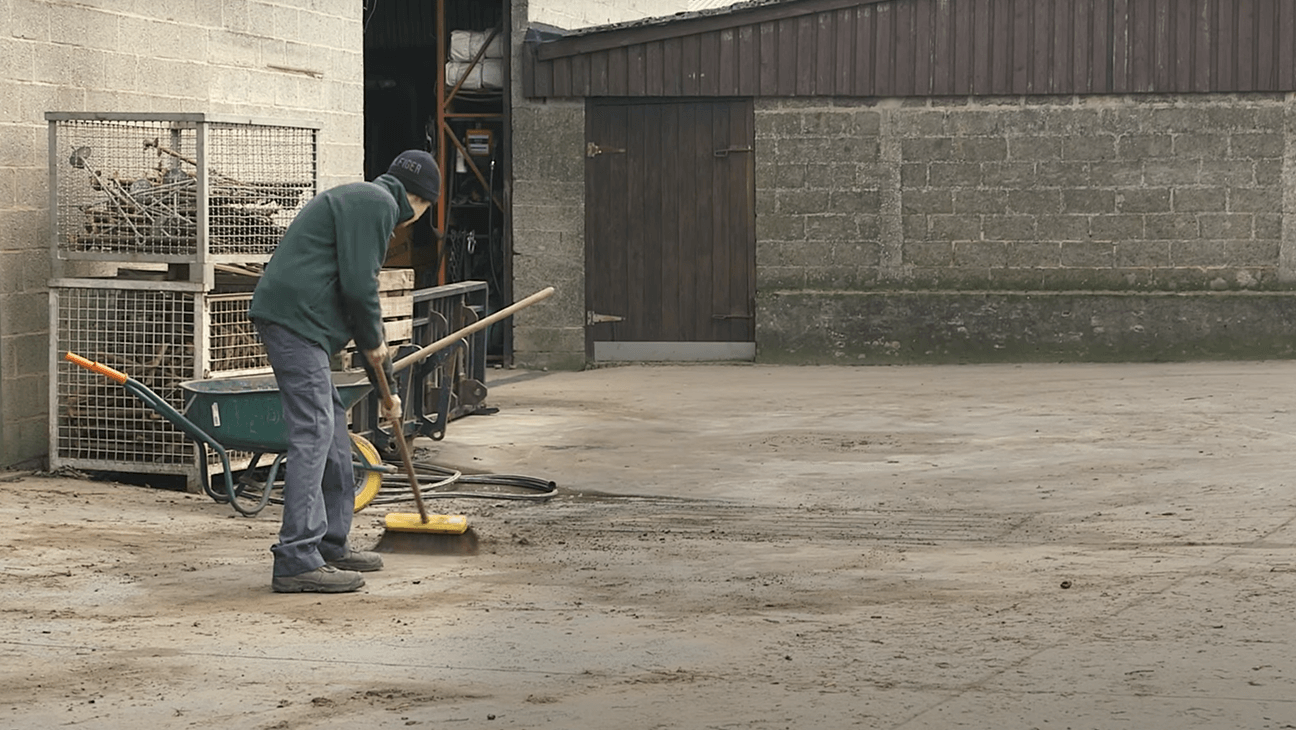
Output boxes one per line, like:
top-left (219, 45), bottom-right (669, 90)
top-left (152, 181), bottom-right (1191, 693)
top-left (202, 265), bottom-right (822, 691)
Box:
top-left (326, 549), bottom-right (384, 572)
top-left (272, 565), bottom-right (365, 593)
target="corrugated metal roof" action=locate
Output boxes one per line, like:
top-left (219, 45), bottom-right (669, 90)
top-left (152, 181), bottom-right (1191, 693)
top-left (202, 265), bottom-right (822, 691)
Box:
top-left (541, 0), bottom-right (793, 39)
top-left (525, 0), bottom-right (1296, 98)
top-left (688, 0), bottom-right (753, 10)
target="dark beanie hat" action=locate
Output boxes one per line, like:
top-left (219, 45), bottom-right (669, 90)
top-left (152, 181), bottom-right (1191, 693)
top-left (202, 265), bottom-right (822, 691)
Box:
top-left (387, 149), bottom-right (441, 202)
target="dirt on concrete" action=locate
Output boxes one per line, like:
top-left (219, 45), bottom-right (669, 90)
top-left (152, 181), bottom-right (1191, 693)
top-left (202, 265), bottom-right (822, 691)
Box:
top-left (1, 362), bottom-right (1294, 729)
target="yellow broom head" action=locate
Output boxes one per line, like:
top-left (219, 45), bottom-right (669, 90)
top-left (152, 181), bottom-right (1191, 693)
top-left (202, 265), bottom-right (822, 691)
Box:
top-left (383, 512), bottom-right (469, 534)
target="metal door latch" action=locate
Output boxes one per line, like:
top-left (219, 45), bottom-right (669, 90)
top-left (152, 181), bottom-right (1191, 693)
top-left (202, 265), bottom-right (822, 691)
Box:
top-left (587, 142), bottom-right (626, 158)
top-left (587, 311), bottom-right (625, 325)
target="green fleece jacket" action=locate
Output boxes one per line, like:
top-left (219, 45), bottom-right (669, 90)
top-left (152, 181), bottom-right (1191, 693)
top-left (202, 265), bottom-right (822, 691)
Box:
top-left (250, 174), bottom-right (415, 354)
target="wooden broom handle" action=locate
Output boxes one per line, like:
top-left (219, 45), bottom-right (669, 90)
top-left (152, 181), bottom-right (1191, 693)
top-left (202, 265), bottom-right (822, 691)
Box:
top-left (369, 366), bottom-right (430, 522)
top-left (391, 286), bottom-right (554, 374)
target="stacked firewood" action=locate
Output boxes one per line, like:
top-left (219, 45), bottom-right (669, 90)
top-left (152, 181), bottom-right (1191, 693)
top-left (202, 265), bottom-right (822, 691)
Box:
top-left (62, 341), bottom-right (196, 459)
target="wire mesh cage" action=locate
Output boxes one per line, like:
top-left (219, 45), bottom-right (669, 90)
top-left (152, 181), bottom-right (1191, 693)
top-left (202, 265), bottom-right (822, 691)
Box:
top-left (47, 112), bottom-right (317, 264)
top-left (51, 281), bottom-right (201, 469)
top-left (50, 279), bottom-right (273, 485)
top-left (208, 293), bottom-right (270, 375)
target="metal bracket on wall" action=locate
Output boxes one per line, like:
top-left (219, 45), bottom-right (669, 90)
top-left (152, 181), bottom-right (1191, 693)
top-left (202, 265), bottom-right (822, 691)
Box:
top-left (587, 310), bottom-right (625, 325)
top-left (587, 142), bottom-right (625, 158)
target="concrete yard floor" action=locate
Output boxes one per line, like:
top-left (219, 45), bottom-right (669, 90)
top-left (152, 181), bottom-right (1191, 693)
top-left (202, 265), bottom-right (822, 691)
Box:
top-left (2, 362), bottom-right (1295, 729)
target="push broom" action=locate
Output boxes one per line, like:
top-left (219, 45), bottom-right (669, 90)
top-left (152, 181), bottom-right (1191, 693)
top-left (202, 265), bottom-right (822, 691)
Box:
top-left (369, 286), bottom-right (554, 551)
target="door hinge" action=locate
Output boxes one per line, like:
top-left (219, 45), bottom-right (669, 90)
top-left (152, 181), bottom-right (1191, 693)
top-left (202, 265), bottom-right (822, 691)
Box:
top-left (714, 146), bottom-right (753, 157)
top-left (712, 313), bottom-right (754, 320)
top-left (587, 142), bottom-right (626, 158)
top-left (587, 311), bottom-right (625, 325)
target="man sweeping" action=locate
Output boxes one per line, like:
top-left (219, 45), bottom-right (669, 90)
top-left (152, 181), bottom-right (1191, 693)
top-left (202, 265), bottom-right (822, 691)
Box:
top-left (249, 150), bottom-right (441, 593)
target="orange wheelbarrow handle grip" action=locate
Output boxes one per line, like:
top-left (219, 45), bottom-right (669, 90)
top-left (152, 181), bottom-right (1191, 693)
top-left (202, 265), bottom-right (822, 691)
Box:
top-left (65, 352), bottom-right (129, 384)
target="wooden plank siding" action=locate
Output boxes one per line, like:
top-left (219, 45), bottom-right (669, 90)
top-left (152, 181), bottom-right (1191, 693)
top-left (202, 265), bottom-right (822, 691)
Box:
top-left (584, 100), bottom-right (756, 347)
top-left (526, 0), bottom-right (1296, 98)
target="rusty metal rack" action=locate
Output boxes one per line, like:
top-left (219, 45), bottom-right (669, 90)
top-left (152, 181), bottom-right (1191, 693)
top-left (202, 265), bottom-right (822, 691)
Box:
top-left (46, 112), bottom-right (318, 287)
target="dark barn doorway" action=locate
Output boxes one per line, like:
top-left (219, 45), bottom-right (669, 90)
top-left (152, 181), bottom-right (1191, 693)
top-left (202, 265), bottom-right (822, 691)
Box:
top-left (363, 0), bottom-right (512, 362)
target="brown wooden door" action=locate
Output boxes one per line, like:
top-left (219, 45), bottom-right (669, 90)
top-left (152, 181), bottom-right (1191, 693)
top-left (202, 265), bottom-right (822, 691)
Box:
top-left (585, 99), bottom-right (755, 361)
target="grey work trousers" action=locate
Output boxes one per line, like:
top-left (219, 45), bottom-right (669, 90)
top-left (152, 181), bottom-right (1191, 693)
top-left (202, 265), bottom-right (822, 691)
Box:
top-left (254, 319), bottom-right (355, 577)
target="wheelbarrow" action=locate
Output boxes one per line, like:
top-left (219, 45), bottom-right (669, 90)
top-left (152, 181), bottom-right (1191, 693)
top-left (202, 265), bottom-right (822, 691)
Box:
top-left (62, 286), bottom-right (554, 517)
top-left (64, 353), bottom-right (387, 516)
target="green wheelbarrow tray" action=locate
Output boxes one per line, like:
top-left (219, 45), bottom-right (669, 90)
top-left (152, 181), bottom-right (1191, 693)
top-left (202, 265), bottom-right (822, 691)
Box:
top-left (179, 370), bottom-right (374, 453)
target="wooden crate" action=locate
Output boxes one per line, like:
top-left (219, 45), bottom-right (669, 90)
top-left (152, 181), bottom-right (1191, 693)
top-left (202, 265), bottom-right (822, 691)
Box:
top-left (343, 268), bottom-right (414, 355)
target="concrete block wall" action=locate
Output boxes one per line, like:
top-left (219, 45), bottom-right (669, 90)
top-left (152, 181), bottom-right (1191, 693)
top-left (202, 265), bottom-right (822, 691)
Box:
top-left (507, 100), bottom-right (588, 370)
top-left (509, 0), bottom-right (588, 370)
top-left (758, 94), bottom-right (1290, 293)
top-left (756, 94), bottom-right (1296, 363)
top-left (0, 0), bottom-right (364, 467)
top-left (755, 99), bottom-right (890, 291)
top-left (896, 96), bottom-right (1288, 292)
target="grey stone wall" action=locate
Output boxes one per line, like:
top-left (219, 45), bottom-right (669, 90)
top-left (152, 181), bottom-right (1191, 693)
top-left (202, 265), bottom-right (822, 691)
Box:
top-left (755, 100), bottom-right (891, 290)
top-left (756, 93), bottom-right (1296, 363)
top-left (508, 100), bottom-right (588, 370)
top-left (0, 1), bottom-right (363, 467)
top-left (509, 0), bottom-right (587, 370)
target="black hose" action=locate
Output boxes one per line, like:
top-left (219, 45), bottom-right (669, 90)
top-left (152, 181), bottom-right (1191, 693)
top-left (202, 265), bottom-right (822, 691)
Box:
top-left (262, 458), bottom-right (557, 506)
top-left (370, 467), bottom-right (557, 504)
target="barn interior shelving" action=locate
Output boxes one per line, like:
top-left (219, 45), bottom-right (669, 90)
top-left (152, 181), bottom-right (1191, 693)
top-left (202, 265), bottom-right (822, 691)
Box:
top-left (363, 0), bottom-right (512, 363)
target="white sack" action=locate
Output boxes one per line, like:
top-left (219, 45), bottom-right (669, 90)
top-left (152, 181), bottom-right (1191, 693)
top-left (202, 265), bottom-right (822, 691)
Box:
top-left (445, 59), bottom-right (504, 89)
top-left (449, 30), bottom-right (504, 63)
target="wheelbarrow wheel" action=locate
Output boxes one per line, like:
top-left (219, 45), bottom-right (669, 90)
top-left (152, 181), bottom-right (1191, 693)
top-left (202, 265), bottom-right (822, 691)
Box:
top-left (351, 433), bottom-right (383, 513)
